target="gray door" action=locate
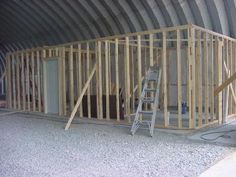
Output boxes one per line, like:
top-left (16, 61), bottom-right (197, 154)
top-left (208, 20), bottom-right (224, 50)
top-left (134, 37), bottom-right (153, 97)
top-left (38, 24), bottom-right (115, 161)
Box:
top-left (43, 59), bottom-right (59, 114)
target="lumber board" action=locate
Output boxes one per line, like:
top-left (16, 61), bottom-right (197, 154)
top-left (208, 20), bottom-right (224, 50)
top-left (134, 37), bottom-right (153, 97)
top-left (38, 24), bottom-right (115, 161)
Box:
top-left (61, 47), bottom-right (67, 115)
top-left (12, 54), bottom-right (16, 109)
top-left (6, 54), bottom-right (12, 108)
top-left (216, 39), bottom-right (223, 124)
top-left (215, 72), bottom-right (236, 96)
top-left (162, 31), bottom-right (169, 127)
top-left (87, 43), bottom-right (91, 118)
top-left (36, 51), bottom-right (41, 112)
top-left (177, 29), bottom-right (182, 128)
top-left (209, 35), bottom-right (214, 121)
top-left (31, 51), bottom-right (36, 111)
top-left (21, 52), bottom-right (26, 110)
top-left (65, 64), bottom-right (96, 130)
top-left (115, 39), bottom-right (120, 121)
top-left (105, 41), bottom-right (110, 120)
top-left (77, 44), bottom-right (83, 117)
top-left (26, 52), bottom-right (30, 111)
top-left (125, 37), bottom-right (131, 122)
top-left (69, 45), bottom-right (74, 112)
top-left (16, 54), bottom-right (20, 109)
top-left (204, 32), bottom-right (209, 124)
top-left (58, 48), bottom-right (63, 116)
top-left (98, 41), bottom-right (103, 119)
top-left (137, 35), bottom-right (142, 98)
top-left (196, 30), bottom-right (202, 127)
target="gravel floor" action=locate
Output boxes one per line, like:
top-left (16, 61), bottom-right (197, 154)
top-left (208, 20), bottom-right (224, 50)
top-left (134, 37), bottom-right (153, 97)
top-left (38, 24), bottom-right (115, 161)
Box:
top-left (0, 113), bottom-right (235, 177)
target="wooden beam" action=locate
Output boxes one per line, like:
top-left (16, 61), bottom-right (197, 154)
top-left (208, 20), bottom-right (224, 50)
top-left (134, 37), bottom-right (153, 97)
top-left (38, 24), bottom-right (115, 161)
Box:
top-left (233, 42), bottom-right (236, 114)
top-left (149, 34), bottom-right (154, 66)
top-left (98, 41), bottom-right (103, 119)
top-left (187, 26), bottom-right (196, 128)
top-left (78, 44), bottom-right (83, 117)
top-left (61, 47), bottom-right (67, 115)
top-left (31, 51), bottom-right (36, 111)
top-left (58, 48), bottom-right (63, 116)
top-left (105, 41), bottom-right (110, 120)
top-left (163, 31), bottom-right (169, 127)
top-left (36, 51), bottom-right (41, 112)
top-left (177, 29), bottom-right (182, 128)
top-left (16, 53), bottom-right (21, 109)
top-left (130, 46), bottom-right (135, 111)
top-left (196, 30), bottom-right (203, 127)
top-left (215, 72), bottom-right (236, 96)
top-left (115, 38), bottom-right (120, 121)
top-left (209, 35), bottom-right (214, 121)
top-left (6, 54), bottom-right (12, 108)
top-left (69, 45), bottom-right (74, 112)
top-left (229, 41), bottom-right (233, 115)
top-left (216, 39), bottom-right (223, 124)
top-left (137, 35), bottom-right (142, 98)
top-left (204, 32), bottom-right (209, 124)
top-left (87, 42), bottom-right (91, 119)
top-left (26, 52), bottom-right (30, 111)
top-left (224, 40), bottom-right (229, 123)
top-left (125, 36), bottom-right (131, 122)
top-left (21, 52), bottom-right (26, 110)
top-left (65, 64), bottom-right (96, 130)
top-left (12, 54), bottom-right (16, 109)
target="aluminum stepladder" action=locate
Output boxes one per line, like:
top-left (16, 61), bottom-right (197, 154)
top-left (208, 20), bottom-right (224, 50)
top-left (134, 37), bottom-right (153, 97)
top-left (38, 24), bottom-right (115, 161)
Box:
top-left (131, 65), bottom-right (162, 137)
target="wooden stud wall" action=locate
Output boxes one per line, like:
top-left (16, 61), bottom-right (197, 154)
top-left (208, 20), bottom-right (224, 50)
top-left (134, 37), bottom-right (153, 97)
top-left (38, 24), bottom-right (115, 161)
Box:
top-left (5, 24), bottom-right (236, 130)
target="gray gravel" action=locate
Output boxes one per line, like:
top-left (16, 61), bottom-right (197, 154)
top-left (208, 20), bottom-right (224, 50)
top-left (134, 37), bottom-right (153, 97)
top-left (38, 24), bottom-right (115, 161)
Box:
top-left (0, 113), bottom-right (234, 177)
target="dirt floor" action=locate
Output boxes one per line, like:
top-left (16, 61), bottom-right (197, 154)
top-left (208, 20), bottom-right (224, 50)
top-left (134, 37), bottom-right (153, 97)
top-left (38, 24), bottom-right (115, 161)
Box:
top-left (0, 112), bottom-right (235, 177)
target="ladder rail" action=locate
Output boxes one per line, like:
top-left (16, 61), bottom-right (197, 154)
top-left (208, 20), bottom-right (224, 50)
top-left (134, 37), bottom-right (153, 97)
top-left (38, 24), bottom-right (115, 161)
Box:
top-left (150, 69), bottom-right (162, 136)
top-left (131, 66), bottom-right (162, 136)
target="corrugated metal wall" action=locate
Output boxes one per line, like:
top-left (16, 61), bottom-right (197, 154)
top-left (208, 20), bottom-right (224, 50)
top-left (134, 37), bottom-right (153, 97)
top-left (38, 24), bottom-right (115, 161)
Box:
top-left (0, 0), bottom-right (236, 74)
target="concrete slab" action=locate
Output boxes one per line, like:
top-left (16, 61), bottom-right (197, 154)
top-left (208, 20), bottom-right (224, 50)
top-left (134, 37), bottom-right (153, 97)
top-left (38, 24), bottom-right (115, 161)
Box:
top-left (199, 151), bottom-right (236, 177)
top-left (189, 120), bottom-right (236, 146)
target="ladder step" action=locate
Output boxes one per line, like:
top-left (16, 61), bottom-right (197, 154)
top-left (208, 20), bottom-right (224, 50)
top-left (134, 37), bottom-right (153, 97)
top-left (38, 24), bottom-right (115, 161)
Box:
top-left (131, 65), bottom-right (162, 136)
top-left (148, 78), bottom-right (157, 82)
top-left (139, 111), bottom-right (153, 114)
top-left (142, 97), bottom-right (154, 103)
top-left (144, 88), bottom-right (156, 92)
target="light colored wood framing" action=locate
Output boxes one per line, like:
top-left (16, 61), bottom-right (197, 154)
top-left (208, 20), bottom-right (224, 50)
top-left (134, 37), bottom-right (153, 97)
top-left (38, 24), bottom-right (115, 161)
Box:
top-left (65, 64), bottom-right (96, 130)
top-left (209, 35), bottom-right (214, 121)
top-left (105, 41), bottom-right (110, 120)
top-left (12, 54), bottom-right (16, 109)
top-left (188, 26), bottom-right (196, 128)
top-left (69, 45), bottom-right (74, 112)
top-left (87, 42), bottom-right (91, 119)
top-left (162, 31), bottom-right (169, 127)
top-left (61, 47), bottom-right (67, 115)
top-left (77, 44), bottom-right (83, 117)
top-left (58, 48), bottom-right (63, 116)
top-left (97, 41), bottom-right (103, 119)
top-left (21, 52), bottom-right (26, 110)
top-left (16, 53), bottom-right (20, 109)
top-left (26, 52), bottom-right (30, 111)
top-left (125, 37), bottom-right (131, 122)
top-left (36, 51), bottom-right (41, 112)
top-left (6, 24), bottom-right (236, 130)
top-left (216, 38), bottom-right (223, 124)
top-left (177, 29), bottom-right (182, 128)
top-left (204, 32), bottom-right (209, 124)
top-left (6, 54), bottom-right (12, 108)
top-left (31, 51), bottom-right (36, 111)
top-left (115, 38), bottom-right (120, 121)
top-left (196, 30), bottom-right (203, 127)
top-left (137, 35), bottom-right (142, 98)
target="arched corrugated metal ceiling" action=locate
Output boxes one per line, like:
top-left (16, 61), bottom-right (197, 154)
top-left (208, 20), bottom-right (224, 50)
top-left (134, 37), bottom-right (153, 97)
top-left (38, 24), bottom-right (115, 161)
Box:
top-left (0, 0), bottom-right (236, 73)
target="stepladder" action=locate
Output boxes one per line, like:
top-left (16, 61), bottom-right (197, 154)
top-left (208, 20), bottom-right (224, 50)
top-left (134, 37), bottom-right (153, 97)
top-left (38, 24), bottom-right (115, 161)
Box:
top-left (131, 65), bottom-right (162, 136)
